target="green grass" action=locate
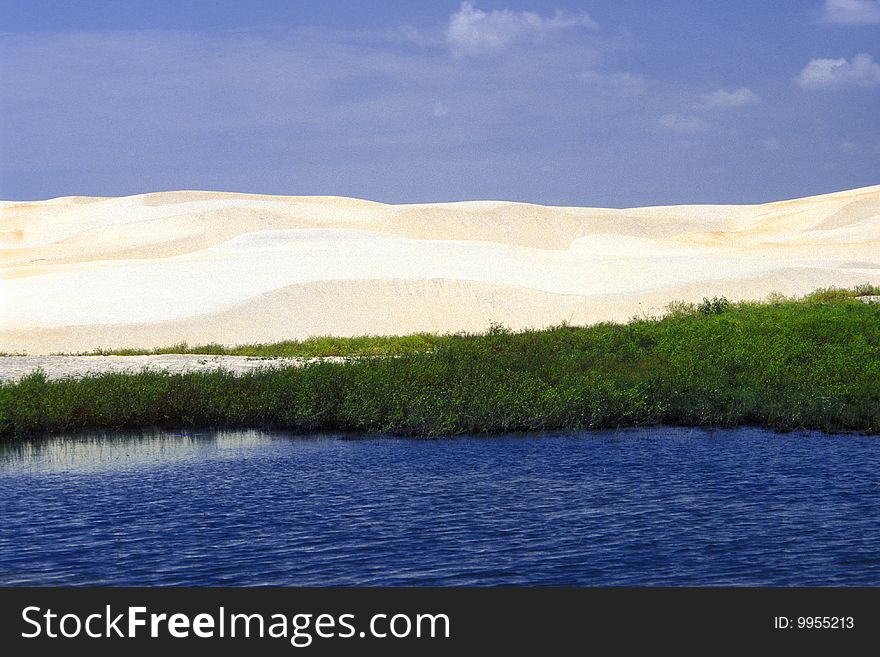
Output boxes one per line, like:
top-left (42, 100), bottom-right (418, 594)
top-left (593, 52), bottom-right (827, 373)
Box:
top-left (3, 287), bottom-right (879, 438)
top-left (67, 333), bottom-right (453, 358)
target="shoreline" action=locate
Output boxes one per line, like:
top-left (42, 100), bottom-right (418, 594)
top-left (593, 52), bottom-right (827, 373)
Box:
top-left (2, 424), bottom-right (873, 447)
top-left (3, 289), bottom-right (878, 440)
top-left (0, 354), bottom-right (337, 383)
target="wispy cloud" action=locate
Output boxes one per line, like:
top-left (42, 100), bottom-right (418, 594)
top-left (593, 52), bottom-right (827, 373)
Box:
top-left (795, 53), bottom-right (880, 88)
top-left (658, 113), bottom-right (706, 134)
top-left (0, 21), bottom-right (643, 201)
top-left (4, 4), bottom-right (876, 205)
top-left (694, 87), bottom-right (760, 110)
top-left (821, 0), bottom-right (880, 24)
top-left (446, 2), bottom-right (598, 57)
top-left (577, 70), bottom-right (645, 97)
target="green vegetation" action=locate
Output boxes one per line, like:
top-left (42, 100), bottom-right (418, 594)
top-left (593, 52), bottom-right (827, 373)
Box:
top-left (68, 333), bottom-right (451, 358)
top-left (697, 296), bottom-right (732, 315)
top-left (854, 282), bottom-right (880, 297)
top-left (3, 287), bottom-right (879, 438)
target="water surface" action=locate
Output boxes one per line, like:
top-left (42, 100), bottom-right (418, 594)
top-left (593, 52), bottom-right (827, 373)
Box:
top-left (1, 427), bottom-right (879, 585)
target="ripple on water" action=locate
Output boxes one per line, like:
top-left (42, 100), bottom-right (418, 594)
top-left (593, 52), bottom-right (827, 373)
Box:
top-left (1, 427), bottom-right (879, 586)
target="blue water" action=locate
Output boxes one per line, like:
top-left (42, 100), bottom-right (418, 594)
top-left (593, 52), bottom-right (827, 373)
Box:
top-left (1, 427), bottom-right (879, 586)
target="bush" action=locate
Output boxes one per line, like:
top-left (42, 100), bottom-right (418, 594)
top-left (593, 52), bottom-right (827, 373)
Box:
top-left (697, 297), bottom-right (731, 315)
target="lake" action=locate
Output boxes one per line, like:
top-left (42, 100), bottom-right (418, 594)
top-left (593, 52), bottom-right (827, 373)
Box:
top-left (1, 427), bottom-right (878, 586)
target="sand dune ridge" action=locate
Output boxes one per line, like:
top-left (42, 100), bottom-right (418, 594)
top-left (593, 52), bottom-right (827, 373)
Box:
top-left (1, 185), bottom-right (878, 354)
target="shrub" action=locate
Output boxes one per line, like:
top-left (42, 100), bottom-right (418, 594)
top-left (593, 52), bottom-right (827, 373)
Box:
top-left (697, 297), bottom-right (731, 315)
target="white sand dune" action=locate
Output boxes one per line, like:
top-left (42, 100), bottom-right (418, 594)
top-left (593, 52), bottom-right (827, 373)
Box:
top-left (1, 186), bottom-right (879, 354)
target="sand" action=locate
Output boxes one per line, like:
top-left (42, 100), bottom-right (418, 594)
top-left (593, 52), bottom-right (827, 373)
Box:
top-left (2, 186), bottom-right (879, 355)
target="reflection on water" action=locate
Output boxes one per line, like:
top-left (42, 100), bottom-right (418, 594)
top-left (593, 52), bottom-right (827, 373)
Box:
top-left (1, 427), bottom-right (879, 586)
top-left (0, 430), bottom-right (285, 474)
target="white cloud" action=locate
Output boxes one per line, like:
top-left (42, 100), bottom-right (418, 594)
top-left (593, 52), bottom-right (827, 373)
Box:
top-left (795, 53), bottom-right (880, 88)
top-left (840, 140), bottom-right (859, 153)
top-left (658, 113), bottom-right (706, 134)
top-left (694, 87), bottom-right (760, 110)
top-left (821, 0), bottom-right (880, 24)
top-left (433, 102), bottom-right (450, 117)
top-left (762, 138), bottom-right (782, 152)
top-left (446, 2), bottom-right (598, 57)
top-left (577, 71), bottom-right (645, 96)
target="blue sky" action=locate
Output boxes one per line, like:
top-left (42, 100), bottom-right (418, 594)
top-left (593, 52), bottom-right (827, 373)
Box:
top-left (1, 0), bottom-right (878, 205)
